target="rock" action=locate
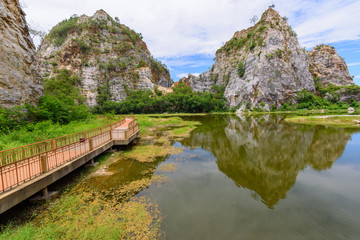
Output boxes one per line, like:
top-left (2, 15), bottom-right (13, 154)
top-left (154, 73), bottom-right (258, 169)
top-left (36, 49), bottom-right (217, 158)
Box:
top-left (348, 107), bottom-right (355, 114)
top-left (336, 87), bottom-right (360, 103)
top-left (179, 8), bottom-right (314, 110)
top-left (308, 44), bottom-right (354, 87)
top-left (0, 0), bottom-right (43, 108)
top-left (37, 10), bottom-right (173, 106)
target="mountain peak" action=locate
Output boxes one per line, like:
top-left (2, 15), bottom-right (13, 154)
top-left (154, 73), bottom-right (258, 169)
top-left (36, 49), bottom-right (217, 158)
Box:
top-left (261, 7), bottom-right (281, 21)
top-left (37, 11), bottom-right (172, 106)
top-left (93, 9), bottom-right (110, 21)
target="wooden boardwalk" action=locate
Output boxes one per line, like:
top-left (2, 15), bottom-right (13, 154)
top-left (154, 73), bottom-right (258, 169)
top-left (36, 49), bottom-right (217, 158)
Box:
top-left (0, 117), bottom-right (140, 213)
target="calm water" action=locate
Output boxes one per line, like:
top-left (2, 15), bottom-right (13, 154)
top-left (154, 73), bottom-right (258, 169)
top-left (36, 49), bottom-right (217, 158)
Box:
top-left (139, 115), bottom-right (360, 239)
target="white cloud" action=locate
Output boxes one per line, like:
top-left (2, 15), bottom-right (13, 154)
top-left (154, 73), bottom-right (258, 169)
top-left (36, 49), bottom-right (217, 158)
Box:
top-left (22, 0), bottom-right (360, 59)
top-left (354, 76), bottom-right (360, 79)
top-left (348, 62), bottom-right (360, 67)
top-left (177, 73), bottom-right (201, 79)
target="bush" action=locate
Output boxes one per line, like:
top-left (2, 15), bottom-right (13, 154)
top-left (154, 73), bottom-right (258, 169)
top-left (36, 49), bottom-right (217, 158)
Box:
top-left (95, 83), bottom-right (228, 114)
top-left (0, 69), bottom-right (90, 135)
top-left (73, 39), bottom-right (90, 53)
top-left (43, 69), bottom-right (85, 104)
top-left (238, 62), bottom-right (246, 78)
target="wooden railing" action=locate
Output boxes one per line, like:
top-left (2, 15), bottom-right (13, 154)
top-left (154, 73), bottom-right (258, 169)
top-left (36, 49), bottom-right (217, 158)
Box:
top-left (0, 117), bottom-right (139, 193)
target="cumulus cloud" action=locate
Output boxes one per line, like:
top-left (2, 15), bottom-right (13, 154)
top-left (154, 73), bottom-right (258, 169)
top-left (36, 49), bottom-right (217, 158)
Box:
top-left (23, 0), bottom-right (360, 57)
top-left (22, 0), bottom-right (360, 79)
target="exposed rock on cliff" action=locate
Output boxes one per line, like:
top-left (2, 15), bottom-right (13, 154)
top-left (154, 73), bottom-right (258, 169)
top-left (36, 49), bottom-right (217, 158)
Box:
top-left (308, 44), bottom-right (354, 87)
top-left (37, 10), bottom-right (173, 106)
top-left (0, 0), bottom-right (43, 108)
top-left (180, 8), bottom-right (315, 110)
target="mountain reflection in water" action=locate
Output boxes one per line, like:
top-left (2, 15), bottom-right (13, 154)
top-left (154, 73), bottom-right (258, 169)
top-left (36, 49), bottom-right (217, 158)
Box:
top-left (180, 114), bottom-right (355, 208)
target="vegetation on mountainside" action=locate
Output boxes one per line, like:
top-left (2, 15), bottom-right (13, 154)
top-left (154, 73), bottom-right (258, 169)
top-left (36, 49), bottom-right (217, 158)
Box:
top-left (94, 83), bottom-right (229, 114)
top-left (273, 83), bottom-right (360, 112)
top-left (43, 13), bottom-right (170, 88)
top-left (47, 16), bottom-right (79, 46)
top-left (217, 18), bottom-right (267, 54)
top-left (0, 70), bottom-right (90, 138)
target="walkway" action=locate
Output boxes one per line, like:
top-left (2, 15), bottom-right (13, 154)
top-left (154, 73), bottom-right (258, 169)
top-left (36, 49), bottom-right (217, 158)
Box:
top-left (0, 117), bottom-right (140, 214)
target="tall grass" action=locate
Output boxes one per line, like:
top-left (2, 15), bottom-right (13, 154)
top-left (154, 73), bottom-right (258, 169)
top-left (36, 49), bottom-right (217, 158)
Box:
top-left (0, 117), bottom-right (118, 151)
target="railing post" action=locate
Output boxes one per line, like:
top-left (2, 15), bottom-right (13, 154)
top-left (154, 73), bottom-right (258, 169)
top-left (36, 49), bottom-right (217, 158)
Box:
top-left (83, 132), bottom-right (87, 139)
top-left (1, 166), bottom-right (4, 192)
top-left (52, 140), bottom-right (56, 153)
top-left (89, 138), bottom-right (93, 151)
top-left (109, 129), bottom-right (113, 140)
top-left (41, 155), bottom-right (47, 173)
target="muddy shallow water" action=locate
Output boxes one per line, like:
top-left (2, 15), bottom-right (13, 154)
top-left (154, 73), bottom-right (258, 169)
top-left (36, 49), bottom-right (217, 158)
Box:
top-left (132, 114), bottom-right (360, 240)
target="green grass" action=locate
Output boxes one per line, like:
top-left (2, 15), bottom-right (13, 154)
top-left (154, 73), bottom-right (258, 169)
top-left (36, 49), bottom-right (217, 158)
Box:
top-left (0, 116), bottom-right (120, 151)
top-left (0, 192), bottom-right (161, 240)
top-left (285, 115), bottom-right (360, 128)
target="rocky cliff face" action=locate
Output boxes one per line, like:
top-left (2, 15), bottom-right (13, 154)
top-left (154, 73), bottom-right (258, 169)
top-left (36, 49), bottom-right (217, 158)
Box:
top-left (308, 44), bottom-right (354, 87)
top-left (0, 0), bottom-right (43, 108)
top-left (180, 8), bottom-right (315, 110)
top-left (37, 10), bottom-right (173, 106)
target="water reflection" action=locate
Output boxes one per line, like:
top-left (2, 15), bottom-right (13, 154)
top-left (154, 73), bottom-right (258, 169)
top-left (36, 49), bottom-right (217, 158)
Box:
top-left (181, 115), bottom-right (357, 208)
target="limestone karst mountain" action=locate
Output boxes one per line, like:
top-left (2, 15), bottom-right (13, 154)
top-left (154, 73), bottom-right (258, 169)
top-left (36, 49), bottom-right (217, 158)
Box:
top-left (179, 8), bottom-right (315, 110)
top-left (0, 0), bottom-right (43, 108)
top-left (37, 10), bottom-right (173, 106)
top-left (308, 44), bottom-right (354, 87)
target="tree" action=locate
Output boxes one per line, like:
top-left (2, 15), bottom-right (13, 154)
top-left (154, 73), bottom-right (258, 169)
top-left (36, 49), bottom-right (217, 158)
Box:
top-left (250, 15), bottom-right (258, 25)
top-left (115, 17), bottom-right (120, 23)
top-left (269, 4), bottom-right (275, 8)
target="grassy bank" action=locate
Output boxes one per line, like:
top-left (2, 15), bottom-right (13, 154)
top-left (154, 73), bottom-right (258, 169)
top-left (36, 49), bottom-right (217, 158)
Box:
top-left (285, 115), bottom-right (360, 128)
top-left (0, 115), bottom-right (200, 240)
top-left (0, 116), bottom-right (121, 150)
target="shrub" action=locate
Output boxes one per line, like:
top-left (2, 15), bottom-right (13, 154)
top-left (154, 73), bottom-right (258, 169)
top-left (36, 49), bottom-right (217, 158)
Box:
top-left (249, 42), bottom-right (256, 51)
top-left (95, 83), bottom-right (228, 114)
top-left (237, 62), bottom-right (246, 78)
top-left (73, 39), bottom-right (90, 53)
top-left (43, 69), bottom-right (85, 104)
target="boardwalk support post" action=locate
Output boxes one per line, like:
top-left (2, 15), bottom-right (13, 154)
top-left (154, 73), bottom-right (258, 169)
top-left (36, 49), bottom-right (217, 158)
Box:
top-left (85, 158), bottom-right (98, 168)
top-left (42, 187), bottom-right (48, 197)
top-left (29, 186), bottom-right (58, 203)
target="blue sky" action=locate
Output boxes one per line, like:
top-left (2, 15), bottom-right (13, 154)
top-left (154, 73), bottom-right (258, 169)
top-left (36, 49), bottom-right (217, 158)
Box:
top-left (22, 0), bottom-right (360, 84)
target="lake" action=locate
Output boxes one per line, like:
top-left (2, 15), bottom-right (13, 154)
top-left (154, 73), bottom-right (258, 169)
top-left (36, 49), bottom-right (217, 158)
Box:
top-left (137, 114), bottom-right (360, 239)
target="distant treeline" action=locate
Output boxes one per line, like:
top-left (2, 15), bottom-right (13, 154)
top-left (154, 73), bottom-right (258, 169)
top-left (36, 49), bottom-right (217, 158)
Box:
top-left (94, 83), bottom-right (229, 114)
